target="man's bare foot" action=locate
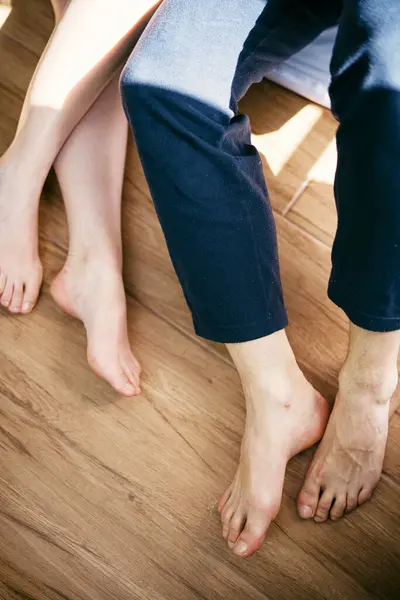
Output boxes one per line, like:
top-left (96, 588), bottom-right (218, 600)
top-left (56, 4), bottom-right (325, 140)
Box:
top-left (0, 162), bottom-right (43, 314)
top-left (219, 333), bottom-right (329, 558)
top-left (297, 369), bottom-right (396, 522)
top-left (297, 324), bottom-right (400, 522)
top-left (51, 255), bottom-right (141, 396)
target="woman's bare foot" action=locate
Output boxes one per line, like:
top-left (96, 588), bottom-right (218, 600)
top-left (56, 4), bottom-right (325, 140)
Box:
top-left (220, 333), bottom-right (329, 558)
top-left (297, 325), bottom-right (400, 522)
top-left (0, 162), bottom-right (43, 314)
top-left (51, 255), bottom-right (141, 396)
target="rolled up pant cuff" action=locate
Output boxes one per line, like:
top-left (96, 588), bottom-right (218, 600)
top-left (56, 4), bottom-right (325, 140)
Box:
top-left (192, 313), bottom-right (289, 344)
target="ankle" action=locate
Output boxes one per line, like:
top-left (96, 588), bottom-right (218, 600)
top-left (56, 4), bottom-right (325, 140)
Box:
top-left (339, 324), bottom-right (400, 405)
top-left (339, 363), bottom-right (398, 406)
top-left (227, 330), bottom-right (305, 398)
top-left (66, 243), bottom-right (122, 273)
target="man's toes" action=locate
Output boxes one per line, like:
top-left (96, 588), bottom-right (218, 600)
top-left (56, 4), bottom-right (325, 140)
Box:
top-left (329, 493), bottom-right (347, 521)
top-left (227, 510), bottom-right (246, 548)
top-left (218, 483), bottom-right (234, 513)
top-left (313, 489), bottom-right (334, 523)
top-left (358, 486), bottom-right (373, 507)
top-left (9, 281), bottom-right (23, 313)
top-left (232, 505), bottom-right (273, 558)
top-left (346, 491), bottom-right (360, 513)
top-left (1, 280), bottom-right (13, 307)
top-left (297, 477), bottom-right (321, 519)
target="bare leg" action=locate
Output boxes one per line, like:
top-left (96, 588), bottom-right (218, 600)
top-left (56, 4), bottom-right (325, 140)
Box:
top-left (34, 1), bottom-right (141, 395)
top-left (218, 331), bottom-right (329, 558)
top-left (297, 323), bottom-right (399, 522)
top-left (51, 71), bottom-right (141, 396)
top-left (0, 0), bottom-right (160, 313)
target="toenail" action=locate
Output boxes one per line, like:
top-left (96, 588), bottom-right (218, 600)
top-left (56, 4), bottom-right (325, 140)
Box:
top-left (233, 541), bottom-right (248, 556)
top-left (22, 302), bottom-right (32, 313)
top-left (298, 505), bottom-right (313, 519)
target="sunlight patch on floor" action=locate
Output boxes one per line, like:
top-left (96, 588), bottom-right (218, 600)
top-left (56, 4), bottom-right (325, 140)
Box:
top-left (308, 137), bottom-right (337, 185)
top-left (251, 103), bottom-right (323, 176)
top-left (0, 4), bottom-right (11, 28)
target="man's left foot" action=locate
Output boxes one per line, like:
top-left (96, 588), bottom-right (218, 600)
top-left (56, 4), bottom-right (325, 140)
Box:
top-left (297, 367), bottom-right (397, 522)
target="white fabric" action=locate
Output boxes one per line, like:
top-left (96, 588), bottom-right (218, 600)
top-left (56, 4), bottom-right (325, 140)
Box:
top-left (267, 27), bottom-right (337, 108)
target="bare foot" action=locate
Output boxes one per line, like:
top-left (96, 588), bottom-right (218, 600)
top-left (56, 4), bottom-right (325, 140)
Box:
top-left (0, 163), bottom-right (43, 314)
top-left (297, 367), bottom-right (397, 522)
top-left (51, 256), bottom-right (141, 396)
top-left (218, 364), bottom-right (329, 558)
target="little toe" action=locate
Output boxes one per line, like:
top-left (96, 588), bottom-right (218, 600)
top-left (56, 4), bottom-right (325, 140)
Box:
top-left (1, 280), bottom-right (13, 307)
top-left (218, 483), bottom-right (234, 513)
top-left (9, 281), bottom-right (24, 313)
top-left (358, 486), bottom-right (373, 507)
top-left (314, 489), bottom-right (334, 523)
top-left (297, 477), bottom-right (321, 519)
top-left (232, 506), bottom-right (273, 558)
top-left (329, 493), bottom-right (347, 521)
top-left (227, 510), bottom-right (246, 548)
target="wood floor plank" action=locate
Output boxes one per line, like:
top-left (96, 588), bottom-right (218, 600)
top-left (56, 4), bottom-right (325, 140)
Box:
top-left (0, 290), bottom-right (381, 600)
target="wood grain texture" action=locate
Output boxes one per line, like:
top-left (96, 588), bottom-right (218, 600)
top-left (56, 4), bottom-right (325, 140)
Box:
top-left (1, 2), bottom-right (400, 599)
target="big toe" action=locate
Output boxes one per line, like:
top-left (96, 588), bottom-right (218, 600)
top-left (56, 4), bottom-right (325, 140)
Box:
top-left (8, 281), bottom-right (24, 313)
top-left (21, 271), bottom-right (43, 314)
top-left (233, 503), bottom-right (277, 558)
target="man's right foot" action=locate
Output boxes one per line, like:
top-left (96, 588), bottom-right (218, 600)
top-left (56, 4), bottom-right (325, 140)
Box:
top-left (51, 254), bottom-right (141, 396)
top-left (0, 162), bottom-right (43, 314)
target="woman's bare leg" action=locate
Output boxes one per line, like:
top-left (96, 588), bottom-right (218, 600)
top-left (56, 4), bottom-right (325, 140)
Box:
top-left (37, 1), bottom-right (141, 396)
top-left (0, 0), bottom-right (159, 314)
top-left (51, 70), bottom-right (141, 396)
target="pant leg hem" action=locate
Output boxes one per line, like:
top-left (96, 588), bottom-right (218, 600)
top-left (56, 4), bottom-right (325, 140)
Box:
top-left (328, 286), bottom-right (400, 333)
top-left (193, 315), bottom-right (289, 344)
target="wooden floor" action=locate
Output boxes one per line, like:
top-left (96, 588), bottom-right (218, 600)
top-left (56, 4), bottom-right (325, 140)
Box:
top-left (1, 2), bottom-right (400, 599)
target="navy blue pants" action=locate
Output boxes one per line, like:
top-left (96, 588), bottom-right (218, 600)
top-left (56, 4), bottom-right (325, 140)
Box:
top-left (121, 0), bottom-right (400, 343)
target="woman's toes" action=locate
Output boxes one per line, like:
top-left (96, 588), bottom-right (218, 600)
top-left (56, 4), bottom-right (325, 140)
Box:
top-left (218, 483), bottom-right (234, 514)
top-left (232, 505), bottom-right (273, 558)
top-left (297, 478), bottom-right (320, 519)
top-left (9, 281), bottom-right (24, 313)
top-left (1, 279), bottom-right (13, 307)
top-left (227, 511), bottom-right (246, 548)
top-left (329, 493), bottom-right (347, 521)
top-left (122, 352), bottom-right (141, 388)
top-left (114, 374), bottom-right (138, 397)
top-left (313, 489), bottom-right (334, 523)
